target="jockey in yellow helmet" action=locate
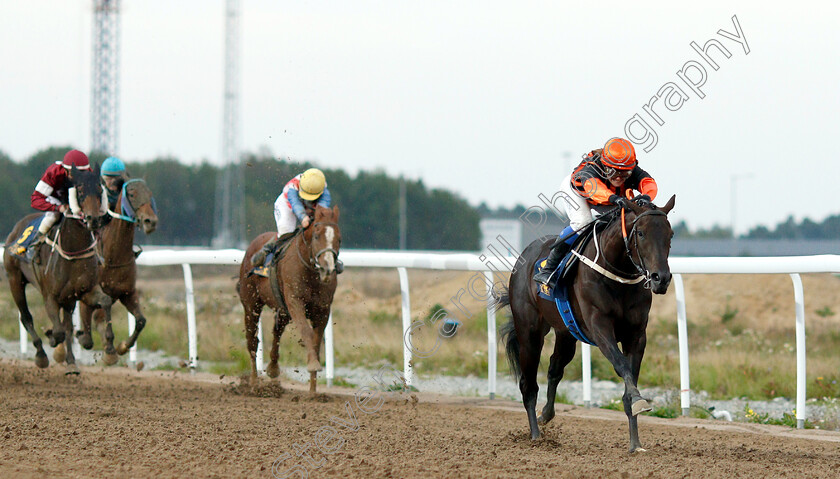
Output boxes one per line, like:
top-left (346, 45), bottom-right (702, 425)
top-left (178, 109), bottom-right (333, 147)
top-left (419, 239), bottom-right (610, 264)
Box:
top-left (251, 168), bottom-right (343, 273)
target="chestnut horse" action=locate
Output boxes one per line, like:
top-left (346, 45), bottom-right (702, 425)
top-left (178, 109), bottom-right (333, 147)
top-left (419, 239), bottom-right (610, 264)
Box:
top-left (78, 179), bottom-right (159, 365)
top-left (238, 205), bottom-right (341, 393)
top-left (3, 166), bottom-right (110, 373)
top-left (497, 195), bottom-right (675, 452)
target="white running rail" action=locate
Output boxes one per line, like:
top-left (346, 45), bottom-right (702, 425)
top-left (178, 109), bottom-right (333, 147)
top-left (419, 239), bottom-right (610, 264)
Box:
top-left (7, 247), bottom-right (839, 429)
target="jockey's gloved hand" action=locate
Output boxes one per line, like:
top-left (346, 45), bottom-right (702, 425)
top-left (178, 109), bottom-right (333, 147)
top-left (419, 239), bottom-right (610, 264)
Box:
top-left (634, 194), bottom-right (652, 205)
top-left (609, 194), bottom-right (631, 209)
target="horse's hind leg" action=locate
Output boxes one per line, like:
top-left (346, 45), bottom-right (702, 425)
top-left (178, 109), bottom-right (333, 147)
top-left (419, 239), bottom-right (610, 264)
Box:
top-left (517, 326), bottom-right (545, 440)
top-left (8, 273), bottom-right (49, 368)
top-left (266, 309), bottom-right (290, 379)
top-left (115, 292), bottom-right (145, 355)
top-left (538, 332), bottom-right (578, 425)
top-left (243, 299), bottom-right (263, 385)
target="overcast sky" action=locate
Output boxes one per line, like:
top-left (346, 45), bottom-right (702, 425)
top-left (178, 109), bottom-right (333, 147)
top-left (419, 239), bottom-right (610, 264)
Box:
top-left (1, 1), bottom-right (838, 234)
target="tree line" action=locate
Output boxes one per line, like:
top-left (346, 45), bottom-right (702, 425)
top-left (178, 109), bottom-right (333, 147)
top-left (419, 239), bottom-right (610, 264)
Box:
top-left (477, 203), bottom-right (840, 240)
top-left (0, 146), bottom-right (481, 250)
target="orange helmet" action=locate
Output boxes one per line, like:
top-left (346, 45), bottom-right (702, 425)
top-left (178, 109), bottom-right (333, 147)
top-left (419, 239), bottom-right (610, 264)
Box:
top-left (601, 138), bottom-right (636, 170)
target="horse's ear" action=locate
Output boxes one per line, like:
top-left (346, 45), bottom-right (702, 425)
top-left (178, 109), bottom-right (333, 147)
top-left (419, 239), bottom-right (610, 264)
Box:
top-left (660, 194), bottom-right (676, 215)
top-left (332, 205), bottom-right (339, 220)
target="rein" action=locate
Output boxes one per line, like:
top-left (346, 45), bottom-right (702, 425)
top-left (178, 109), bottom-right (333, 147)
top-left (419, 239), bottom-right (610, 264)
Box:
top-left (44, 218), bottom-right (98, 261)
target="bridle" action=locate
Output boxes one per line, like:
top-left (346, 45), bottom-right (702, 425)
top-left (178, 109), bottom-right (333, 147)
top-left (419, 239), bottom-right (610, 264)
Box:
top-left (107, 179), bottom-right (157, 224)
top-left (574, 205), bottom-right (667, 289)
top-left (297, 221), bottom-right (340, 273)
top-left (619, 208), bottom-right (667, 289)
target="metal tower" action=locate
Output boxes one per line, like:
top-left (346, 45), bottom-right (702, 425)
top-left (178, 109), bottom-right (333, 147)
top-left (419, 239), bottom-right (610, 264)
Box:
top-left (212, 0), bottom-right (245, 247)
top-left (91, 0), bottom-right (120, 156)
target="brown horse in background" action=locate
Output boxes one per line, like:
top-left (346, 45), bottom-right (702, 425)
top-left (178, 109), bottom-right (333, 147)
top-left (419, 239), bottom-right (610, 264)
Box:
top-left (497, 195), bottom-right (675, 452)
top-left (238, 205), bottom-right (341, 393)
top-left (3, 166), bottom-right (110, 373)
top-left (78, 179), bottom-right (158, 365)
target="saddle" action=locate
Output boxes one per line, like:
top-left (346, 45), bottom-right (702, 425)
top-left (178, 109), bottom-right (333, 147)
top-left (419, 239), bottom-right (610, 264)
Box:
top-left (250, 229), bottom-right (302, 278)
top-left (10, 215), bottom-right (47, 261)
top-left (533, 218), bottom-right (615, 346)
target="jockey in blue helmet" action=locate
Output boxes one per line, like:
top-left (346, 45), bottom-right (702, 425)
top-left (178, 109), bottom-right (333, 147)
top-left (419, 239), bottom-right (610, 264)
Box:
top-left (101, 156), bottom-right (126, 210)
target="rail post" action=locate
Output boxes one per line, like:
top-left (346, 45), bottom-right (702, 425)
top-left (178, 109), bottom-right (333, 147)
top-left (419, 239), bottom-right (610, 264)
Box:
top-left (325, 312), bottom-right (335, 387)
top-left (790, 274), bottom-right (807, 429)
top-left (485, 271), bottom-right (497, 399)
top-left (398, 267), bottom-right (414, 387)
top-left (182, 264), bottom-right (198, 372)
top-left (674, 274), bottom-right (691, 416)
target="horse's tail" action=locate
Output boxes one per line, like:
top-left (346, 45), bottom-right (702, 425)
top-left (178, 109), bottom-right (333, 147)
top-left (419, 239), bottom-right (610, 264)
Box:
top-left (499, 319), bottom-right (521, 382)
top-left (491, 286), bottom-right (510, 312)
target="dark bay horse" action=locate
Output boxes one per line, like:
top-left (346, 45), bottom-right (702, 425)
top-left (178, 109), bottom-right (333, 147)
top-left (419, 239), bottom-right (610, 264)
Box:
top-left (3, 166), bottom-right (110, 373)
top-left (238, 205), bottom-right (341, 393)
top-left (78, 179), bottom-right (158, 364)
top-left (497, 195), bottom-right (675, 452)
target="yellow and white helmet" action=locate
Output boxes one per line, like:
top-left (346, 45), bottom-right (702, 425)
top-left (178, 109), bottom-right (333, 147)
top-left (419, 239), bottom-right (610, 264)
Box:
top-left (298, 168), bottom-right (326, 201)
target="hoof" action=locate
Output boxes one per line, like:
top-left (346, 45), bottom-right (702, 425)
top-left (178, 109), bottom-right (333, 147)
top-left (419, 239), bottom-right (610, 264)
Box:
top-left (306, 360), bottom-right (323, 373)
top-left (631, 399), bottom-right (652, 416)
top-left (34, 355), bottom-right (49, 369)
top-left (64, 364), bottom-right (80, 375)
top-left (266, 363), bottom-right (280, 378)
top-left (116, 341), bottom-right (130, 355)
top-left (630, 447), bottom-right (648, 453)
top-left (53, 343), bottom-right (67, 363)
top-left (78, 334), bottom-right (94, 350)
top-left (102, 353), bottom-right (119, 366)
top-left (537, 412), bottom-right (554, 426)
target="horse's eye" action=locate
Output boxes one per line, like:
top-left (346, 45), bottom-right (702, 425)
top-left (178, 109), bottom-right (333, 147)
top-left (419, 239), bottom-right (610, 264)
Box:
top-left (638, 231), bottom-right (645, 239)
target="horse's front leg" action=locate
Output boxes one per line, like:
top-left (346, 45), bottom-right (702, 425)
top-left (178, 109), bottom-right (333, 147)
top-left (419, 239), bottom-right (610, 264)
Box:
top-left (590, 316), bottom-right (650, 452)
top-left (622, 332), bottom-right (649, 453)
top-left (286, 296), bottom-right (321, 394)
top-left (60, 306), bottom-right (80, 375)
top-left (81, 287), bottom-right (118, 364)
top-left (115, 292), bottom-right (145, 355)
top-left (77, 301), bottom-right (96, 350)
top-left (267, 310), bottom-right (290, 379)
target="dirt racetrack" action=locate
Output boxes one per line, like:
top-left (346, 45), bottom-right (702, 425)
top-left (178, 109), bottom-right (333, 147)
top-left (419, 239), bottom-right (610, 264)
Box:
top-left (1, 361), bottom-right (839, 478)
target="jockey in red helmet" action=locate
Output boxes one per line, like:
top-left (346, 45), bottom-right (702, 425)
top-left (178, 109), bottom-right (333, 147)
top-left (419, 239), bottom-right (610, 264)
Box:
top-left (533, 138), bottom-right (659, 286)
top-left (25, 149), bottom-right (91, 260)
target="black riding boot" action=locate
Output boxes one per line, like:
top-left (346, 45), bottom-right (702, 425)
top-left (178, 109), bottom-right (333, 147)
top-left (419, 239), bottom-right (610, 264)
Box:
top-left (251, 237), bottom-right (279, 266)
top-left (533, 240), bottom-right (570, 286)
top-left (25, 232), bottom-right (46, 263)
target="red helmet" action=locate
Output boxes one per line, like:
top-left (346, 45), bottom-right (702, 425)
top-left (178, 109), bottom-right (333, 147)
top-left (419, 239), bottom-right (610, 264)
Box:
top-left (601, 138), bottom-right (636, 170)
top-left (61, 150), bottom-right (90, 170)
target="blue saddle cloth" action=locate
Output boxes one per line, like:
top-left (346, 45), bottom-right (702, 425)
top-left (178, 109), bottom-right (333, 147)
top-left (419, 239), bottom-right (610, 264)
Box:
top-left (534, 251), bottom-right (596, 346)
top-left (9, 216), bottom-right (46, 258)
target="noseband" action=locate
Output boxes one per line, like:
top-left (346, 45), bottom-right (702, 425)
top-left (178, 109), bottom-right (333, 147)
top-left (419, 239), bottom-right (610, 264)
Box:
top-left (297, 221), bottom-right (340, 273)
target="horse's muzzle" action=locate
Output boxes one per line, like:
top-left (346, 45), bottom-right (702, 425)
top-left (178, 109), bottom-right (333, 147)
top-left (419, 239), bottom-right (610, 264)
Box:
top-left (649, 271), bottom-right (672, 294)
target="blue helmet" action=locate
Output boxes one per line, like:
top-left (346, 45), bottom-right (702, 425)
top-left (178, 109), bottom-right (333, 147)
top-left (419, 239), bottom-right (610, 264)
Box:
top-left (101, 156), bottom-right (126, 176)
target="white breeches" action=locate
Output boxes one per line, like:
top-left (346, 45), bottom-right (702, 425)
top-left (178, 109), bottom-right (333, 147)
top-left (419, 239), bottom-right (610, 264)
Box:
top-left (38, 211), bottom-right (61, 234)
top-left (558, 174), bottom-right (604, 230)
top-left (273, 196), bottom-right (298, 237)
